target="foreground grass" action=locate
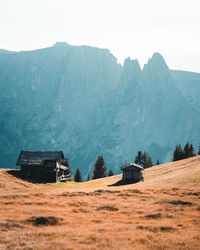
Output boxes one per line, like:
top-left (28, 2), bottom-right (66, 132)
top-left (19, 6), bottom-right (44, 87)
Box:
top-left (0, 156), bottom-right (199, 249)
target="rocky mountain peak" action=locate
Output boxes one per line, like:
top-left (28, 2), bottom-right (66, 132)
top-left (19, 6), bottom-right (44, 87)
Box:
top-left (123, 57), bottom-right (141, 74)
top-left (150, 52), bottom-right (168, 67)
top-left (144, 52), bottom-right (169, 72)
top-left (118, 57), bottom-right (141, 93)
top-left (142, 52), bottom-right (170, 82)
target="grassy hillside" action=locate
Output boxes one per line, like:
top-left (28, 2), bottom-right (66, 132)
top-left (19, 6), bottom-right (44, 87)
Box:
top-left (0, 156), bottom-right (199, 249)
top-left (1, 155), bottom-right (200, 193)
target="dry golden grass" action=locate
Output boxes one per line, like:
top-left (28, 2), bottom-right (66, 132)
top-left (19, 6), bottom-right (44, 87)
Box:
top-left (0, 156), bottom-right (200, 249)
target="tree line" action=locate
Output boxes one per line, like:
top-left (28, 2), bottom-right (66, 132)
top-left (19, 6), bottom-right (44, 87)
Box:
top-left (74, 151), bottom-right (154, 182)
top-left (74, 155), bottom-right (114, 182)
top-left (172, 142), bottom-right (198, 161)
top-left (67, 141), bottom-right (200, 182)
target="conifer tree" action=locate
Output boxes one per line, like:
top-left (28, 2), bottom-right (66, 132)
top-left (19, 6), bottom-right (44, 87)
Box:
top-left (74, 168), bottom-right (83, 182)
top-left (92, 155), bottom-right (106, 180)
top-left (173, 144), bottom-right (184, 161)
top-left (143, 152), bottom-right (153, 168)
top-left (142, 152), bottom-right (148, 167)
top-left (134, 151), bottom-right (153, 168)
top-left (183, 142), bottom-right (196, 158)
top-left (189, 143), bottom-right (196, 157)
top-left (108, 170), bottom-right (114, 176)
top-left (134, 151), bottom-right (143, 165)
top-left (184, 142), bottom-right (190, 158)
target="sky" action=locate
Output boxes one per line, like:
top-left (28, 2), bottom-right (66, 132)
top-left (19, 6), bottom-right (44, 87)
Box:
top-left (0, 0), bottom-right (200, 72)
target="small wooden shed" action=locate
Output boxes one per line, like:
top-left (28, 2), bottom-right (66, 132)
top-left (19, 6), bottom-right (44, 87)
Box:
top-left (121, 162), bottom-right (144, 182)
top-left (16, 151), bottom-right (71, 182)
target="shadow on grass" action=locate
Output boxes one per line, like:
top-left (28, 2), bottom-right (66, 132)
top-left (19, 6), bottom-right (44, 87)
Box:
top-left (108, 179), bottom-right (141, 187)
top-left (7, 169), bottom-right (55, 184)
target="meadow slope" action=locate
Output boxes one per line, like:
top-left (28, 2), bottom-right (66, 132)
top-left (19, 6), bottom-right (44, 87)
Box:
top-left (0, 156), bottom-right (200, 249)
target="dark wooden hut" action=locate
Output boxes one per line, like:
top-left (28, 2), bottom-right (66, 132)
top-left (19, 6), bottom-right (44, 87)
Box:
top-left (16, 151), bottom-right (71, 182)
top-left (121, 162), bottom-right (144, 182)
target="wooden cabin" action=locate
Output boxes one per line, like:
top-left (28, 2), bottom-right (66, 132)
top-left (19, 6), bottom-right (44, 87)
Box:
top-left (16, 151), bottom-right (71, 182)
top-left (121, 162), bottom-right (144, 182)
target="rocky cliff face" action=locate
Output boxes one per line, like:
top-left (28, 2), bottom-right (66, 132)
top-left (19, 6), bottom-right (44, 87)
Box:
top-left (115, 53), bottom-right (200, 165)
top-left (0, 43), bottom-right (200, 178)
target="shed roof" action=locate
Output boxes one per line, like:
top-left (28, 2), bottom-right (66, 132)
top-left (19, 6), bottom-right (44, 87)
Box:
top-left (121, 162), bottom-right (144, 171)
top-left (16, 151), bottom-right (65, 166)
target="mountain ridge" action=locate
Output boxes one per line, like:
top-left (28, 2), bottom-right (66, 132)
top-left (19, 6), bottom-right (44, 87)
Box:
top-left (0, 43), bottom-right (200, 177)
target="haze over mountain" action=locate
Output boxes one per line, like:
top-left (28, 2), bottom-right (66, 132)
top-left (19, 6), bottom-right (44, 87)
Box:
top-left (0, 42), bottom-right (200, 177)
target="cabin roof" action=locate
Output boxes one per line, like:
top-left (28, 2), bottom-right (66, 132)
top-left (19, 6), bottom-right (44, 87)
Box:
top-left (121, 162), bottom-right (144, 171)
top-left (16, 151), bottom-right (65, 166)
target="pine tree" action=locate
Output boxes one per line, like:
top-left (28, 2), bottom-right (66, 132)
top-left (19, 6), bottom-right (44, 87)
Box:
top-left (183, 142), bottom-right (196, 158)
top-left (92, 155), bottom-right (107, 180)
top-left (189, 143), bottom-right (196, 157)
top-left (108, 170), bottom-right (114, 176)
top-left (146, 158), bottom-right (152, 168)
top-left (173, 144), bottom-right (184, 161)
top-left (156, 159), bottom-right (160, 165)
top-left (134, 151), bottom-right (143, 165)
top-left (183, 142), bottom-right (190, 159)
top-left (142, 152), bottom-right (147, 167)
top-left (134, 151), bottom-right (153, 168)
top-left (87, 174), bottom-right (90, 181)
top-left (143, 152), bottom-right (153, 168)
top-left (74, 168), bottom-right (83, 182)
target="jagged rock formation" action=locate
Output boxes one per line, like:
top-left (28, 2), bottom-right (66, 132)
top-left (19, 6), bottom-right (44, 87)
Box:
top-left (0, 43), bottom-right (200, 178)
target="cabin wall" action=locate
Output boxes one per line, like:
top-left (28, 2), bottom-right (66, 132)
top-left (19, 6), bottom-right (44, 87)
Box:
top-left (43, 160), bottom-right (56, 168)
top-left (20, 161), bottom-right (71, 183)
top-left (123, 170), bottom-right (141, 182)
top-left (21, 164), bottom-right (57, 182)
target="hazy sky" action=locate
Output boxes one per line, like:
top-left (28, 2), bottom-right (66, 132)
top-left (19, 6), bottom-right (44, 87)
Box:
top-left (0, 0), bottom-right (200, 72)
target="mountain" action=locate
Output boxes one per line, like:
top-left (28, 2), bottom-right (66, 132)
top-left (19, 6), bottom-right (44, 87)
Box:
top-left (0, 43), bottom-right (200, 178)
top-left (114, 52), bottom-right (200, 165)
